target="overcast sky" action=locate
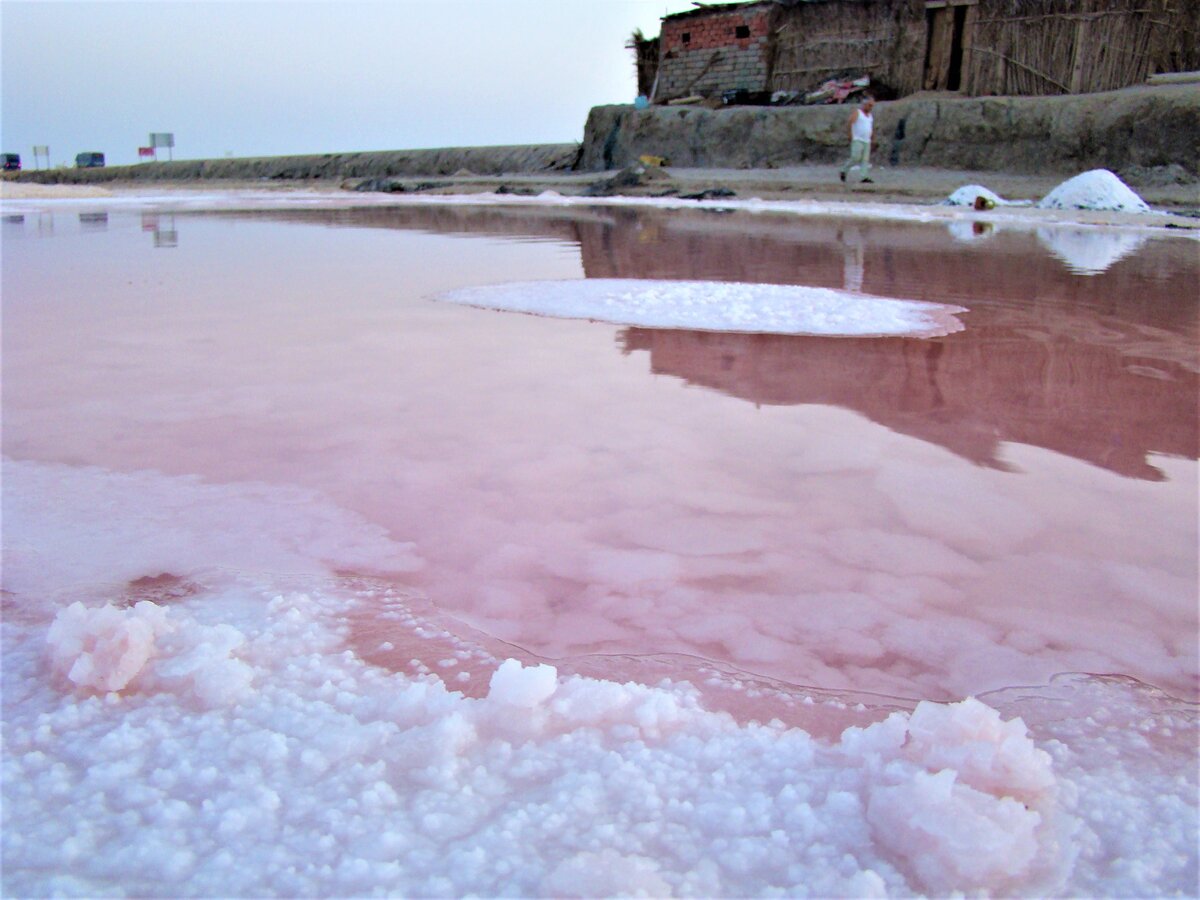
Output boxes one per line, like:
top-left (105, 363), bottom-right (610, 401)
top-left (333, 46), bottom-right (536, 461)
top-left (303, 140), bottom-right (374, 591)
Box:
top-left (2, 1), bottom-right (695, 167)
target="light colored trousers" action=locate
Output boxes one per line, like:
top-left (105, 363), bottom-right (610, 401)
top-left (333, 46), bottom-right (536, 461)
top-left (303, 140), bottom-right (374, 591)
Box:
top-left (840, 139), bottom-right (872, 181)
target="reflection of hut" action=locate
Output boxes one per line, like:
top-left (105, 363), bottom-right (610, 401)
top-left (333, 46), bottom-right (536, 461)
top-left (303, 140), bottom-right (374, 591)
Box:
top-left (644, 0), bottom-right (1199, 103)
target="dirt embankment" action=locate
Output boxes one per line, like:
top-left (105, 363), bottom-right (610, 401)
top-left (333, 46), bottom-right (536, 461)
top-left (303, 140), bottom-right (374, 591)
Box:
top-left (7, 144), bottom-right (581, 186)
top-left (4, 84), bottom-right (1196, 212)
top-left (581, 83), bottom-right (1200, 180)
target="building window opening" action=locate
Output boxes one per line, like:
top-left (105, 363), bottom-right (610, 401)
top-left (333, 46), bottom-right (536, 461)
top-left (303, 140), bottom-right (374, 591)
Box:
top-left (735, 25), bottom-right (751, 39)
top-left (682, 32), bottom-right (691, 44)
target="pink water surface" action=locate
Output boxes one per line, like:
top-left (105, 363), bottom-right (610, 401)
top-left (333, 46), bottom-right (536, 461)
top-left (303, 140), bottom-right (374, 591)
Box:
top-left (3, 204), bottom-right (1196, 709)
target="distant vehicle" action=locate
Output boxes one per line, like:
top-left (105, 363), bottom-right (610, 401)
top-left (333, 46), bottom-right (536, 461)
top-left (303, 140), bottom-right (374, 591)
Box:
top-left (2, 153), bottom-right (19, 171)
top-left (75, 152), bottom-right (105, 168)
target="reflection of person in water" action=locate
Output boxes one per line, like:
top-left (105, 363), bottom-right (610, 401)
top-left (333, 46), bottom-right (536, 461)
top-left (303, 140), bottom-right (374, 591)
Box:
top-left (840, 226), bottom-right (864, 293)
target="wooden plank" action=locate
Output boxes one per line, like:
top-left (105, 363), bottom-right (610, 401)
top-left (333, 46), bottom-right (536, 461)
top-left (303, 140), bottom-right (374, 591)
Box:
top-left (959, 3), bottom-right (978, 93)
top-left (924, 7), bottom-right (954, 90)
top-left (1147, 70), bottom-right (1200, 84)
top-left (1069, 0), bottom-right (1092, 93)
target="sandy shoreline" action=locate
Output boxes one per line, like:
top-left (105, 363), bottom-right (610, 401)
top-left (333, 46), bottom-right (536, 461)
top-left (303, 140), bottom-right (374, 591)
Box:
top-left (4, 169), bottom-right (1198, 232)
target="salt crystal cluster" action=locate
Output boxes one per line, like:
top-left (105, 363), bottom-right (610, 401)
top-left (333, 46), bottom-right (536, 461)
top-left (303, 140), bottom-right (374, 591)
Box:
top-left (45, 601), bottom-right (253, 706)
top-left (851, 697), bottom-right (1063, 894)
top-left (45, 601), bottom-right (170, 692)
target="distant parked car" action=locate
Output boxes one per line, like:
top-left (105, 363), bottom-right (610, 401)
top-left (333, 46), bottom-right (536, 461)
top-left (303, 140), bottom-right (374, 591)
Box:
top-left (75, 152), bottom-right (105, 168)
top-left (2, 153), bottom-right (19, 171)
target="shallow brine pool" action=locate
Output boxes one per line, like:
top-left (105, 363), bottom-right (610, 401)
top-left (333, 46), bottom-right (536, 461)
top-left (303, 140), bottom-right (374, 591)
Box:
top-left (2, 198), bottom-right (1197, 897)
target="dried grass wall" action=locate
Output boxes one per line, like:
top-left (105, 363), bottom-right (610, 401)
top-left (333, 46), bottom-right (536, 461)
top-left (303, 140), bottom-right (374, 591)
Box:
top-left (767, 0), bottom-right (927, 97)
top-left (628, 31), bottom-right (661, 98)
top-left (963, 0), bottom-right (1190, 96)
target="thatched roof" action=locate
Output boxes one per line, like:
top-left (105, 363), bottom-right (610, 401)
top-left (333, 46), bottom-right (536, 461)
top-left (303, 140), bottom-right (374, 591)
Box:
top-left (662, 0), bottom-right (871, 17)
top-left (662, 1), bottom-right (772, 23)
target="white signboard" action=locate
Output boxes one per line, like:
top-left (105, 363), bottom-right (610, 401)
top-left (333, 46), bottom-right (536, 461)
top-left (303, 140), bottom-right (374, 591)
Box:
top-left (149, 132), bottom-right (175, 148)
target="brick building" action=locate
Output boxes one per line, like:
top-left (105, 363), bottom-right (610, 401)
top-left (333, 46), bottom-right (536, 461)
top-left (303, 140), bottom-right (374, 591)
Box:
top-left (641, 0), bottom-right (1198, 104)
top-left (654, 3), bottom-right (774, 101)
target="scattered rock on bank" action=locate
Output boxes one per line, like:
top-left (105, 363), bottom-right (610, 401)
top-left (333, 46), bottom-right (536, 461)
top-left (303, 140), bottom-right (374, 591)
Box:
top-left (679, 187), bottom-right (738, 201)
top-left (584, 163), bottom-right (675, 197)
top-left (348, 178), bottom-right (451, 194)
top-left (1037, 169), bottom-right (1151, 213)
top-left (1118, 163), bottom-right (1196, 188)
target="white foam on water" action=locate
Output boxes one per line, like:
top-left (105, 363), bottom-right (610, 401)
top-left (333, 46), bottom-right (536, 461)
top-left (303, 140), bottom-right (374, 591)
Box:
top-left (435, 279), bottom-right (967, 338)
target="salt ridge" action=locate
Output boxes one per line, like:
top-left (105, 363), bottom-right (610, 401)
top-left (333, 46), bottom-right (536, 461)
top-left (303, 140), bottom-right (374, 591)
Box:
top-left (436, 279), bottom-right (967, 338)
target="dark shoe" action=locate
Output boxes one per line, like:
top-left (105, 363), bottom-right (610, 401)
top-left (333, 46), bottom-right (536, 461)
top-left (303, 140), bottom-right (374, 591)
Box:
top-left (839, 171), bottom-right (846, 182)
top-left (861, 178), bottom-right (874, 184)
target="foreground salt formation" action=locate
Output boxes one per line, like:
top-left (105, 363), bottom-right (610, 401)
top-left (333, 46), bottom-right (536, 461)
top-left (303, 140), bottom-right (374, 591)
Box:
top-left (11, 594), bottom-right (1075, 897)
top-left (5, 575), bottom-right (1195, 898)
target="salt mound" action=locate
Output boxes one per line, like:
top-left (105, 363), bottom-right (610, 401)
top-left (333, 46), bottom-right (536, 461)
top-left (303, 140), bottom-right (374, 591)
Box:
top-left (436, 279), bottom-right (967, 338)
top-left (944, 185), bottom-right (1008, 207)
top-left (1037, 169), bottom-right (1151, 213)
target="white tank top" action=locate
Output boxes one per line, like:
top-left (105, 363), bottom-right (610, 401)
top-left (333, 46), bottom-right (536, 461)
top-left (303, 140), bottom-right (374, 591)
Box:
top-left (851, 109), bottom-right (873, 142)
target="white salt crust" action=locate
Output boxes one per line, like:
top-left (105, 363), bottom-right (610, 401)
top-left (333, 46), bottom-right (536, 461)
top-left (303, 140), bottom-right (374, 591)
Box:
top-left (2, 455), bottom-right (1195, 897)
top-left (436, 279), bottom-right (967, 337)
top-left (4, 583), bottom-right (1195, 897)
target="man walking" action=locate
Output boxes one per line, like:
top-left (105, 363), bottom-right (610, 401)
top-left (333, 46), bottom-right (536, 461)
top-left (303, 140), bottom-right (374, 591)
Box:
top-left (839, 94), bottom-right (875, 184)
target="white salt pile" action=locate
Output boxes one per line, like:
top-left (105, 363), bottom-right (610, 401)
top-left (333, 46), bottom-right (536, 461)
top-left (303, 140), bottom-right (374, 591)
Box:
top-left (1037, 169), bottom-right (1152, 213)
top-left (943, 184), bottom-right (1010, 207)
top-left (436, 279), bottom-right (967, 338)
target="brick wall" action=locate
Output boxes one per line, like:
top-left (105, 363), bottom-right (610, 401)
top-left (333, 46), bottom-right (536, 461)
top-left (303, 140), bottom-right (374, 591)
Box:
top-left (655, 5), bottom-right (772, 101)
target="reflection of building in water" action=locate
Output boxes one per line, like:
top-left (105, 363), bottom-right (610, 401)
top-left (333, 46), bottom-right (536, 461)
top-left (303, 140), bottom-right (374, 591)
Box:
top-left (141, 213), bottom-right (179, 248)
top-left (187, 203), bottom-right (1197, 480)
top-left (618, 325), bottom-right (1197, 481)
top-left (78, 212), bottom-right (108, 232)
top-left (585, 208), bottom-right (1196, 482)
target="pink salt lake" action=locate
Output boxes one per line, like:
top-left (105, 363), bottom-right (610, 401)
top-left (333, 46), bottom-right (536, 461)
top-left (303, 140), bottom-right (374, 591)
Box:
top-left (3, 202), bottom-right (1196, 723)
